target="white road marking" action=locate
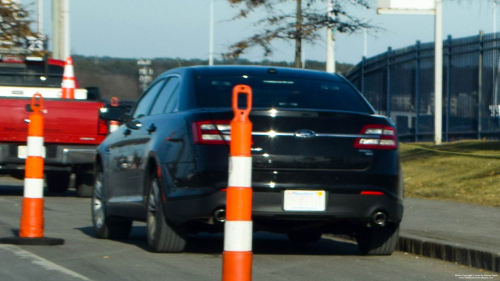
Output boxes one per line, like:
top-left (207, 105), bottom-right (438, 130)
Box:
top-left (0, 245), bottom-right (92, 281)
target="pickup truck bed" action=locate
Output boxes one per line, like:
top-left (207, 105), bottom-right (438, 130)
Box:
top-left (0, 97), bottom-right (107, 196)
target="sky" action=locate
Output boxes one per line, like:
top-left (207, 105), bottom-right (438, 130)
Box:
top-left (19, 0), bottom-right (500, 65)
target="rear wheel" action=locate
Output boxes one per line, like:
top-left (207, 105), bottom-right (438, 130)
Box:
top-left (92, 167), bottom-right (132, 240)
top-left (46, 172), bottom-right (70, 193)
top-left (146, 173), bottom-right (186, 253)
top-left (287, 231), bottom-right (322, 243)
top-left (356, 223), bottom-right (399, 255)
top-left (76, 173), bottom-right (93, 198)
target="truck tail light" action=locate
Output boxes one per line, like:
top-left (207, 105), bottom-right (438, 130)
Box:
top-left (98, 118), bottom-right (108, 135)
top-left (354, 125), bottom-right (397, 150)
top-left (192, 120), bottom-right (230, 145)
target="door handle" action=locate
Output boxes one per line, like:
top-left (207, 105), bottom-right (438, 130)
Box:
top-left (147, 124), bottom-right (157, 134)
top-left (123, 129), bottom-right (131, 136)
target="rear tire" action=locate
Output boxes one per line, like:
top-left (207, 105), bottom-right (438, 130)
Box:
top-left (356, 223), bottom-right (399, 255)
top-left (287, 231), bottom-right (322, 243)
top-left (46, 172), bottom-right (70, 193)
top-left (76, 173), bottom-right (93, 198)
top-left (146, 173), bottom-right (186, 253)
top-left (92, 167), bottom-right (132, 240)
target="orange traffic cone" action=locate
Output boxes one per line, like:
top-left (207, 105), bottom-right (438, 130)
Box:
top-left (61, 57), bottom-right (75, 99)
top-left (222, 85), bottom-right (253, 281)
top-left (0, 94), bottom-right (64, 246)
top-left (109, 97), bottom-right (120, 133)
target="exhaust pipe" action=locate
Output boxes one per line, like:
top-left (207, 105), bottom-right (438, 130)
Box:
top-left (373, 211), bottom-right (387, 226)
top-left (214, 209), bottom-right (226, 223)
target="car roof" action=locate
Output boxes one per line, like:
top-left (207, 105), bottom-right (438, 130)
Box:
top-left (164, 65), bottom-right (345, 82)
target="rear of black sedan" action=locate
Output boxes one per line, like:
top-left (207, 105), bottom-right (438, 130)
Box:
top-left (94, 66), bottom-right (403, 255)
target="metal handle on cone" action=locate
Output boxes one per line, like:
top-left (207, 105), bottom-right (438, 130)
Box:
top-left (232, 85), bottom-right (252, 122)
top-left (31, 93), bottom-right (43, 114)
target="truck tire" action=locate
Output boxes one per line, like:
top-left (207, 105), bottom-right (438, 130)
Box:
top-left (46, 172), bottom-right (70, 193)
top-left (92, 167), bottom-right (132, 240)
top-left (356, 223), bottom-right (399, 255)
top-left (146, 172), bottom-right (187, 253)
top-left (76, 173), bottom-right (93, 198)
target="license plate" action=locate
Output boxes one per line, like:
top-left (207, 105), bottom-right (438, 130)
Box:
top-left (17, 146), bottom-right (46, 159)
top-left (284, 190), bottom-right (326, 211)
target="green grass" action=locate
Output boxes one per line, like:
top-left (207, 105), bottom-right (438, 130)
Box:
top-left (400, 140), bottom-right (500, 207)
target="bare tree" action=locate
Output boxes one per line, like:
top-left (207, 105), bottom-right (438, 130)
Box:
top-left (0, 1), bottom-right (45, 56)
top-left (225, 0), bottom-right (373, 68)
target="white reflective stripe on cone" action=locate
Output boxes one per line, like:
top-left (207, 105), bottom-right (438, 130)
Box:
top-left (62, 79), bottom-right (76, 88)
top-left (228, 156), bottom-right (252, 187)
top-left (109, 121), bottom-right (119, 133)
top-left (63, 66), bottom-right (74, 77)
top-left (24, 178), bottom-right (44, 198)
top-left (223, 220), bottom-right (253, 251)
top-left (27, 137), bottom-right (44, 157)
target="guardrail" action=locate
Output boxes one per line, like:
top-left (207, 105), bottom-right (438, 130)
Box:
top-left (346, 31), bottom-right (500, 142)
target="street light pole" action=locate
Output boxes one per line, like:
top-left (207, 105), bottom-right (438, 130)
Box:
top-left (326, 0), bottom-right (335, 73)
top-left (434, 0), bottom-right (443, 145)
top-left (363, 17), bottom-right (367, 57)
top-left (209, 0), bottom-right (214, 66)
top-left (38, 0), bottom-right (43, 34)
top-left (494, 2), bottom-right (497, 33)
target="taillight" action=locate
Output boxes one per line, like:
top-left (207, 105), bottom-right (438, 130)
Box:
top-left (98, 118), bottom-right (108, 135)
top-left (360, 191), bottom-right (384, 195)
top-left (192, 120), bottom-right (231, 144)
top-left (354, 125), bottom-right (397, 150)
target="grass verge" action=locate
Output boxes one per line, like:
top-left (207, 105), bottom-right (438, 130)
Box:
top-left (400, 140), bottom-right (500, 207)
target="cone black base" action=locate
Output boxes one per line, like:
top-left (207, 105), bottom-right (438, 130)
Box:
top-left (0, 237), bottom-right (64, 246)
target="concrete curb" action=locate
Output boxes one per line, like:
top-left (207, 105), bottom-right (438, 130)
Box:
top-left (398, 234), bottom-right (500, 273)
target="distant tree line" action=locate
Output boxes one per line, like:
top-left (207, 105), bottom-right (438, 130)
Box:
top-left (72, 55), bottom-right (353, 101)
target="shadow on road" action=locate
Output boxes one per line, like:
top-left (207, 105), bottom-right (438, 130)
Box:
top-left (0, 184), bottom-right (79, 198)
top-left (77, 225), bottom-right (361, 256)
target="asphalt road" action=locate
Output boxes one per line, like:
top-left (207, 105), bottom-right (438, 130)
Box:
top-left (0, 176), bottom-right (495, 281)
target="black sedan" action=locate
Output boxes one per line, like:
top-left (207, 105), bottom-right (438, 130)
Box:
top-left (93, 66), bottom-right (404, 255)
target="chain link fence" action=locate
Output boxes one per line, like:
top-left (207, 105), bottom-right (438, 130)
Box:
top-left (346, 31), bottom-right (500, 142)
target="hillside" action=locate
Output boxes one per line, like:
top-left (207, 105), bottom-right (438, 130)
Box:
top-left (72, 55), bottom-right (354, 100)
top-left (400, 140), bottom-right (500, 207)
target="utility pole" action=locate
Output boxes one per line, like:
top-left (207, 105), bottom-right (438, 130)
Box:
top-left (209, 0), bottom-right (214, 66)
top-left (434, 0), bottom-right (443, 145)
top-left (62, 0), bottom-right (69, 59)
top-left (51, 0), bottom-right (70, 60)
top-left (52, 0), bottom-right (60, 59)
top-left (326, 0), bottom-right (335, 73)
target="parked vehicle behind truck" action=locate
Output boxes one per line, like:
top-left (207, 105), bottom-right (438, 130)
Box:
top-left (0, 55), bottom-right (108, 197)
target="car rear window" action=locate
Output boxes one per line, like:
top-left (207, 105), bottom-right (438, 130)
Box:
top-left (194, 76), bottom-right (373, 113)
top-left (0, 63), bottom-right (63, 87)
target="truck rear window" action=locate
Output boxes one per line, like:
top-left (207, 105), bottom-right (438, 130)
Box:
top-left (194, 76), bottom-right (373, 113)
top-left (0, 63), bottom-right (63, 87)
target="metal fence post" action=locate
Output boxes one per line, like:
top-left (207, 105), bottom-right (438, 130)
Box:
top-left (478, 31), bottom-right (484, 140)
top-left (415, 41), bottom-right (421, 142)
top-left (446, 35), bottom-right (452, 142)
top-left (387, 47), bottom-right (392, 118)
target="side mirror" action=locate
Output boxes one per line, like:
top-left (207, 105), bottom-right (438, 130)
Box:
top-left (99, 106), bottom-right (128, 122)
top-left (126, 119), bottom-right (143, 130)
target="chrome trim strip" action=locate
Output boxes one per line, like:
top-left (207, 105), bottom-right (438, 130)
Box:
top-left (250, 132), bottom-right (375, 138)
top-left (221, 130), bottom-right (380, 138)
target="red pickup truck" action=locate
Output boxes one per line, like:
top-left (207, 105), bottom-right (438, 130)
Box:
top-left (0, 56), bottom-right (107, 197)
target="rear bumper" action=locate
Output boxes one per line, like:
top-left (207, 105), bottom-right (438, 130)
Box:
top-left (0, 143), bottom-right (97, 172)
top-left (165, 188), bottom-right (404, 228)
